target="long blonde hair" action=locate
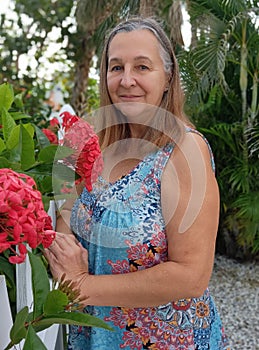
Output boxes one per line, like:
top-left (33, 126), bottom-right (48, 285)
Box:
top-left (97, 17), bottom-right (192, 150)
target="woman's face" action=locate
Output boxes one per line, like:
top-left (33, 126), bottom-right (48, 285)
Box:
top-left (107, 29), bottom-right (168, 117)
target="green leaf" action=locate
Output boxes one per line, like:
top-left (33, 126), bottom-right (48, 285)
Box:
top-left (38, 144), bottom-right (73, 163)
top-left (41, 195), bottom-right (53, 212)
top-left (10, 112), bottom-right (31, 121)
top-left (37, 175), bottom-right (53, 195)
top-left (0, 156), bottom-right (17, 169)
top-left (28, 252), bottom-right (50, 320)
top-left (54, 145), bottom-right (74, 160)
top-left (6, 148), bottom-right (22, 166)
top-left (38, 144), bottom-right (59, 162)
top-left (20, 124), bottom-right (35, 170)
top-left (13, 92), bottom-right (24, 109)
top-left (0, 256), bottom-right (16, 287)
top-left (36, 312), bottom-right (113, 331)
top-left (34, 125), bottom-right (50, 149)
top-left (6, 125), bottom-right (21, 150)
top-left (7, 124), bottom-right (34, 151)
top-left (0, 256), bottom-right (16, 302)
top-left (23, 325), bottom-right (47, 350)
top-left (10, 306), bottom-right (29, 344)
top-left (23, 123), bottom-right (35, 138)
top-left (2, 108), bottom-right (16, 142)
top-left (43, 290), bottom-right (69, 315)
top-left (0, 82), bottom-right (14, 112)
top-left (26, 163), bottom-right (53, 176)
top-left (0, 137), bottom-right (6, 153)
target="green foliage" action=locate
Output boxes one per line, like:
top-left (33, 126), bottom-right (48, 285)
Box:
top-left (23, 326), bottom-right (47, 350)
top-left (0, 82), bottom-right (70, 201)
top-left (43, 290), bottom-right (69, 315)
top-left (200, 122), bottom-right (259, 258)
top-left (29, 252), bottom-right (50, 319)
top-left (4, 253), bottom-right (113, 350)
top-left (86, 77), bottom-right (100, 113)
top-left (180, 0), bottom-right (259, 259)
top-left (9, 307), bottom-right (29, 347)
top-left (182, 0), bottom-right (258, 119)
top-left (0, 256), bottom-right (16, 316)
top-left (0, 0), bottom-right (75, 115)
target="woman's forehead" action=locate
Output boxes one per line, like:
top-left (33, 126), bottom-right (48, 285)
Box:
top-left (108, 30), bottom-right (160, 58)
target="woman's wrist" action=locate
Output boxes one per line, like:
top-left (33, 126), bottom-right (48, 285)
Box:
top-left (78, 273), bottom-right (95, 306)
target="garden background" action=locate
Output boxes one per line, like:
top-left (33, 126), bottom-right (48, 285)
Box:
top-left (1, 0), bottom-right (258, 260)
top-left (0, 0), bottom-right (258, 348)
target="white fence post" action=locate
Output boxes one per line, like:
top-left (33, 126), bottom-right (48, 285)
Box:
top-left (8, 200), bottom-right (64, 350)
top-left (16, 254), bottom-right (33, 313)
top-left (0, 275), bottom-right (14, 350)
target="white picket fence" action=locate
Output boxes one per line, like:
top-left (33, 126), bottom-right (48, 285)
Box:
top-left (0, 269), bottom-right (64, 350)
top-left (0, 200), bottom-right (64, 350)
top-left (0, 275), bottom-right (13, 350)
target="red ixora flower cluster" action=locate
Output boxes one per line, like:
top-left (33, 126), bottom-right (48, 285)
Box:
top-left (60, 112), bottom-right (103, 192)
top-left (0, 169), bottom-right (56, 264)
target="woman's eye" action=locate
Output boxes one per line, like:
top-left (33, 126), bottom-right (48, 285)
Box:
top-left (138, 65), bottom-right (149, 71)
top-left (111, 66), bottom-right (122, 72)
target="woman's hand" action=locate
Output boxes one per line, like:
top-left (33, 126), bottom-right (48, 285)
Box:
top-left (44, 232), bottom-right (89, 294)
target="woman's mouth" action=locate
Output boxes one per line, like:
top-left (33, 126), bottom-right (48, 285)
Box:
top-left (119, 95), bottom-right (143, 101)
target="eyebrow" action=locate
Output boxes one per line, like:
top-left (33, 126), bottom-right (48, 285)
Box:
top-left (108, 56), bottom-right (153, 64)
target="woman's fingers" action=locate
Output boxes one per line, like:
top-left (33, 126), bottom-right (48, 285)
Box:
top-left (44, 232), bottom-right (89, 282)
top-left (53, 231), bottom-right (78, 247)
top-left (46, 232), bottom-right (79, 255)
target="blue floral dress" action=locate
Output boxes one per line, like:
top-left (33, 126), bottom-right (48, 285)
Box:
top-left (69, 129), bottom-right (230, 350)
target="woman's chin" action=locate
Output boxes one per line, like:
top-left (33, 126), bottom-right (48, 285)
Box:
top-left (115, 102), bottom-right (157, 124)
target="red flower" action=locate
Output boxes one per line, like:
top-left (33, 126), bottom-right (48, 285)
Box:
top-left (60, 112), bottom-right (80, 132)
top-left (62, 113), bottom-right (103, 192)
top-left (0, 169), bottom-right (56, 264)
top-left (50, 118), bottom-right (59, 127)
top-left (42, 128), bottom-right (58, 144)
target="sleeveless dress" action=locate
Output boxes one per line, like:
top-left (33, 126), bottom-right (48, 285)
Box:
top-left (69, 129), bottom-right (230, 350)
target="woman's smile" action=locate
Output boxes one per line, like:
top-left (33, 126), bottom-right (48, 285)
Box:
top-left (119, 94), bottom-right (143, 101)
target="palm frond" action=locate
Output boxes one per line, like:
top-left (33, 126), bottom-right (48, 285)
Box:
top-left (245, 122), bottom-right (259, 157)
top-left (199, 122), bottom-right (242, 155)
top-left (230, 191), bottom-right (259, 253)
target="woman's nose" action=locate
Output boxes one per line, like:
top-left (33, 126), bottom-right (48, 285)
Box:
top-left (120, 68), bottom-right (136, 88)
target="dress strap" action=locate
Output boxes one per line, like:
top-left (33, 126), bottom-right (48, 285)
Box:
top-left (152, 127), bottom-right (216, 182)
top-left (185, 127), bottom-right (216, 172)
top-left (152, 143), bottom-right (175, 182)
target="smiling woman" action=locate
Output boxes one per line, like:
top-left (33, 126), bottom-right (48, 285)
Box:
top-left (46, 17), bottom-right (230, 350)
top-left (106, 31), bottom-right (170, 125)
top-left (107, 30), bottom-right (168, 110)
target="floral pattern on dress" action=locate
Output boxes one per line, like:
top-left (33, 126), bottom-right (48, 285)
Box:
top-left (105, 306), bottom-right (196, 349)
top-left (69, 129), bottom-right (230, 350)
top-left (104, 235), bottom-right (217, 349)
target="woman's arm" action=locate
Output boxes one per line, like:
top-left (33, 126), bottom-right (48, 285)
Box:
top-left (46, 133), bottom-right (219, 308)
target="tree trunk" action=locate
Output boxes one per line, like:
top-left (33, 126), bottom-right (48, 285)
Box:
top-left (71, 43), bottom-right (95, 117)
top-left (185, 0), bottom-right (198, 48)
top-left (139, 0), bottom-right (156, 16)
top-left (168, 0), bottom-right (184, 48)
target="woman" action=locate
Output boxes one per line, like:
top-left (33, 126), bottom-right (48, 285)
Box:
top-left (46, 17), bottom-right (230, 349)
